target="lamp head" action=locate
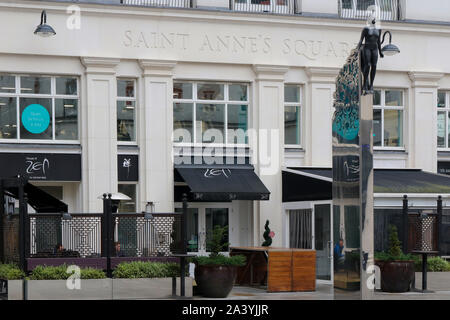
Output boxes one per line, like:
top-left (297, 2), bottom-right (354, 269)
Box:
top-left (34, 10), bottom-right (56, 37)
top-left (381, 43), bottom-right (400, 56)
top-left (381, 30), bottom-right (400, 56)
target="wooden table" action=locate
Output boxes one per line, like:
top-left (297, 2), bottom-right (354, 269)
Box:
top-left (230, 246), bottom-right (316, 292)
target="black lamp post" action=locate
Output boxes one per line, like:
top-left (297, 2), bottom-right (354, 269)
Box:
top-left (34, 10), bottom-right (56, 37)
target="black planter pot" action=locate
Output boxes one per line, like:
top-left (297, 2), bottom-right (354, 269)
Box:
top-left (376, 260), bottom-right (415, 293)
top-left (195, 264), bottom-right (237, 298)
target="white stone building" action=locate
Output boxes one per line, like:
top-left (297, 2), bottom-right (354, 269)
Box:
top-left (0, 0), bottom-right (449, 282)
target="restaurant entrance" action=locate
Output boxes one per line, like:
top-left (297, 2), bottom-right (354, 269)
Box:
top-left (284, 200), bottom-right (333, 284)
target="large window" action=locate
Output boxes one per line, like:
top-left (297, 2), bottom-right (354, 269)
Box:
top-left (0, 75), bottom-right (79, 141)
top-left (284, 84), bottom-right (302, 146)
top-left (173, 82), bottom-right (249, 145)
top-left (373, 89), bottom-right (404, 148)
top-left (117, 79), bottom-right (136, 142)
top-left (438, 91), bottom-right (450, 149)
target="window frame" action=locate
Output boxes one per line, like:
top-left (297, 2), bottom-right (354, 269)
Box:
top-left (0, 74), bottom-right (80, 144)
top-left (284, 83), bottom-right (302, 148)
top-left (437, 90), bottom-right (450, 150)
top-left (116, 78), bottom-right (137, 145)
top-left (173, 81), bottom-right (250, 148)
top-left (118, 182), bottom-right (138, 213)
top-left (373, 88), bottom-right (405, 150)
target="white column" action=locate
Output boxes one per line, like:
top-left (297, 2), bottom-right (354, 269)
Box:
top-left (252, 65), bottom-right (288, 247)
top-left (305, 67), bottom-right (339, 167)
top-left (139, 60), bottom-right (177, 212)
top-left (408, 72), bottom-right (443, 172)
top-left (81, 57), bottom-right (120, 212)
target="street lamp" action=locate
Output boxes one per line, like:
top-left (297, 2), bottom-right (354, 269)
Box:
top-left (381, 31), bottom-right (400, 56)
top-left (34, 10), bottom-right (56, 37)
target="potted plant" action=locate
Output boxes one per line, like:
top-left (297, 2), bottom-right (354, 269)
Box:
top-left (191, 225), bottom-right (246, 298)
top-left (375, 225), bottom-right (415, 293)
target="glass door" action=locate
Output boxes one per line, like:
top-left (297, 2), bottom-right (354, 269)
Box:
top-left (176, 204), bottom-right (230, 254)
top-left (205, 208), bottom-right (229, 252)
top-left (314, 204), bottom-right (332, 281)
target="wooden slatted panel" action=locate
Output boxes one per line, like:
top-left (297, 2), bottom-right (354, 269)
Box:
top-left (267, 251), bottom-right (292, 292)
top-left (292, 250), bottom-right (316, 291)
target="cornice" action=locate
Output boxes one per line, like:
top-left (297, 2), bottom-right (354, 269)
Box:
top-left (139, 59), bottom-right (177, 77)
top-left (306, 67), bottom-right (340, 83)
top-left (253, 65), bottom-right (289, 82)
top-left (80, 57), bottom-right (120, 75)
top-left (408, 71), bottom-right (444, 88)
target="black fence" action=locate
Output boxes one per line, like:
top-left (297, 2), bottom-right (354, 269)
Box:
top-left (338, 0), bottom-right (401, 21)
top-left (230, 0), bottom-right (299, 15)
top-left (121, 0), bottom-right (192, 7)
top-left (374, 206), bottom-right (449, 256)
top-left (26, 212), bottom-right (182, 259)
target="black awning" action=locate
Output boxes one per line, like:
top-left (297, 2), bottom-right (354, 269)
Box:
top-left (2, 178), bottom-right (68, 213)
top-left (283, 169), bottom-right (332, 202)
top-left (175, 165), bottom-right (270, 202)
top-left (283, 168), bottom-right (450, 202)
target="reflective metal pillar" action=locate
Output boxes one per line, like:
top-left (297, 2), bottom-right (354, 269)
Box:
top-left (332, 49), bottom-right (374, 299)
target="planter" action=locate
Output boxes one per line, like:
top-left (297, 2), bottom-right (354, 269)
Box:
top-left (195, 265), bottom-right (237, 298)
top-left (112, 277), bottom-right (193, 299)
top-left (12, 278), bottom-right (193, 300)
top-left (376, 260), bottom-right (415, 293)
top-left (7, 280), bottom-right (23, 300)
top-left (26, 279), bottom-right (113, 300)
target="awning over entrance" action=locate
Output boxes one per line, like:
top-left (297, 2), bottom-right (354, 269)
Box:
top-left (283, 168), bottom-right (450, 202)
top-left (175, 165), bottom-right (270, 202)
top-left (1, 178), bottom-right (68, 213)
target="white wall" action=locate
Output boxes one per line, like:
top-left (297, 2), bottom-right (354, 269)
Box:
top-left (404, 0), bottom-right (450, 22)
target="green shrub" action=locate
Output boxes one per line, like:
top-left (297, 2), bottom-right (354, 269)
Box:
top-left (207, 225), bottom-right (229, 257)
top-left (191, 254), bottom-right (246, 267)
top-left (112, 261), bottom-right (180, 279)
top-left (0, 264), bottom-right (25, 280)
top-left (375, 225), bottom-right (414, 262)
top-left (29, 265), bottom-right (105, 280)
top-left (414, 257), bottom-right (450, 272)
top-left (80, 268), bottom-right (107, 279)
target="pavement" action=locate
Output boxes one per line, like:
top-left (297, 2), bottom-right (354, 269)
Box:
top-left (192, 272), bottom-right (450, 300)
top-left (1, 272), bottom-right (448, 300)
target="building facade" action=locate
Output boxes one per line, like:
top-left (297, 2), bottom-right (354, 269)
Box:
top-left (0, 0), bottom-right (450, 281)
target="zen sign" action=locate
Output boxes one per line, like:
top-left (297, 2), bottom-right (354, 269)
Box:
top-left (0, 153), bottom-right (81, 181)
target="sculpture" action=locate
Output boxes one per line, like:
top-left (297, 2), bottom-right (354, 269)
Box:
top-left (357, 7), bottom-right (383, 95)
top-left (261, 220), bottom-right (274, 247)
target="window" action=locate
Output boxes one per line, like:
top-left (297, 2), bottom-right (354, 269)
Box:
top-left (438, 91), bottom-right (450, 149)
top-left (373, 89), bottom-right (404, 148)
top-left (284, 84), bottom-right (301, 146)
top-left (118, 184), bottom-right (137, 212)
top-left (173, 82), bottom-right (249, 145)
top-left (0, 75), bottom-right (79, 141)
top-left (117, 79), bottom-right (136, 142)
top-left (339, 0), bottom-right (397, 21)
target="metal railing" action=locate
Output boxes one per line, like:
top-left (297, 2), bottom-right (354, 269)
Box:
top-left (230, 0), bottom-right (299, 15)
top-left (120, 0), bottom-right (301, 14)
top-left (338, 0), bottom-right (401, 21)
top-left (121, 0), bottom-right (192, 7)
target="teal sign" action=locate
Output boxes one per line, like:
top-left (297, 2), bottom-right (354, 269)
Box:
top-left (21, 104), bottom-right (50, 134)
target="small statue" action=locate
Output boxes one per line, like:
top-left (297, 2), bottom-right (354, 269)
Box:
top-left (357, 7), bottom-right (384, 95)
top-left (261, 220), bottom-right (274, 247)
